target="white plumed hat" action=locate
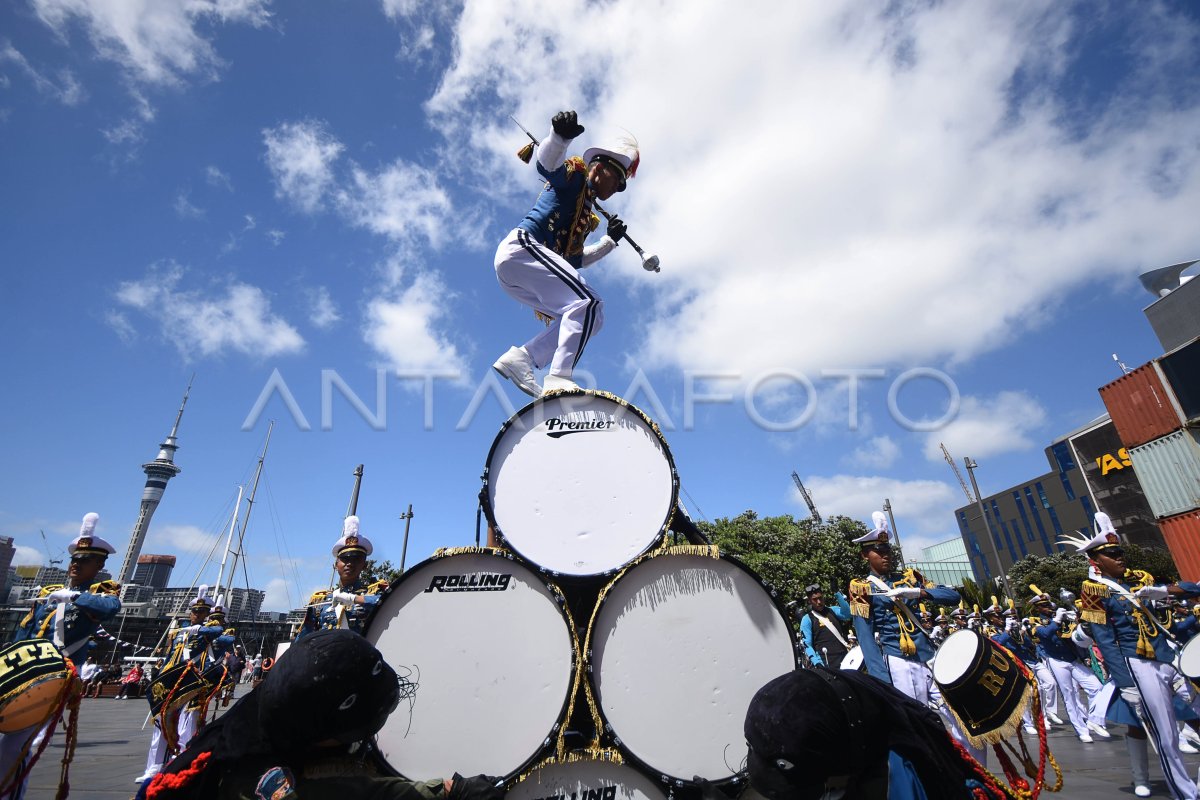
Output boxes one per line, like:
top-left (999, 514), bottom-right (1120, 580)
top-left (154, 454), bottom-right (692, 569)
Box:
top-left (332, 515), bottom-right (373, 557)
top-left (852, 511), bottom-right (891, 545)
top-left (68, 512), bottom-right (116, 557)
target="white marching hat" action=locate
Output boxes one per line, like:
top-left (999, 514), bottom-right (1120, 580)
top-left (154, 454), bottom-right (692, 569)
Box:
top-left (1059, 511), bottom-right (1122, 554)
top-left (852, 511), bottom-right (890, 545)
top-left (583, 132), bottom-right (640, 185)
top-left (68, 512), bottom-right (116, 557)
top-left (189, 584), bottom-right (212, 611)
top-left (332, 515), bottom-right (373, 557)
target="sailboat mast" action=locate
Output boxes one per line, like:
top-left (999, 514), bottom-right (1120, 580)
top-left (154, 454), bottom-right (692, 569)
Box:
top-left (213, 484), bottom-right (245, 602)
top-left (227, 421), bottom-right (274, 619)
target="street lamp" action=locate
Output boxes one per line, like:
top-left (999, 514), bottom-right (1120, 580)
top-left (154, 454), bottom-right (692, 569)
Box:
top-left (964, 457), bottom-right (1012, 602)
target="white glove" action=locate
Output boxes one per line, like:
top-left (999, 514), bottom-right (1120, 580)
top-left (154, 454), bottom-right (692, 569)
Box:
top-left (1135, 586), bottom-right (1170, 602)
top-left (1005, 618), bottom-right (1019, 632)
top-left (886, 586), bottom-right (922, 601)
top-left (332, 590), bottom-right (357, 608)
top-left (47, 588), bottom-right (80, 603)
top-left (1054, 607), bottom-right (1068, 623)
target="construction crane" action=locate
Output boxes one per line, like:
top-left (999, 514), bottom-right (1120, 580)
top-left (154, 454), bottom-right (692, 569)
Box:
top-left (790, 472), bottom-right (822, 524)
top-left (940, 443), bottom-right (975, 503)
top-left (39, 529), bottom-right (63, 567)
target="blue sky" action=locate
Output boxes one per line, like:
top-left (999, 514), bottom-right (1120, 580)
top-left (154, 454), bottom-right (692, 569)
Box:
top-left (2, 1), bottom-right (1198, 611)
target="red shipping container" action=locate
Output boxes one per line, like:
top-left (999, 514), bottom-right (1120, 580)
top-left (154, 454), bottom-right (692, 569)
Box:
top-left (1099, 362), bottom-right (1185, 449)
top-left (1159, 509), bottom-right (1200, 582)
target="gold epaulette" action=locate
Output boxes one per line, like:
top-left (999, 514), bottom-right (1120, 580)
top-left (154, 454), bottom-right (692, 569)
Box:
top-left (1126, 569), bottom-right (1155, 590)
top-left (89, 580), bottom-right (121, 596)
top-left (564, 156), bottom-right (586, 174)
top-left (1080, 580), bottom-right (1109, 625)
top-left (37, 584), bottom-right (65, 598)
top-left (849, 578), bottom-right (872, 618)
top-left (365, 579), bottom-right (390, 596)
top-left (308, 590), bottom-right (331, 606)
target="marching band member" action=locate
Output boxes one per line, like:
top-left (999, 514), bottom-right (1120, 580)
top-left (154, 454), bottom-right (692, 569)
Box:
top-left (847, 512), bottom-right (959, 703)
top-left (983, 599), bottom-right (1048, 738)
top-left (176, 596), bottom-right (237, 751)
top-left (1067, 512), bottom-right (1200, 800)
top-left (930, 609), bottom-right (951, 645)
top-left (1030, 586), bottom-right (1104, 743)
top-left (135, 586), bottom-right (222, 785)
top-left (298, 516), bottom-right (386, 639)
top-left (492, 109), bottom-right (638, 395)
top-left (798, 584), bottom-right (852, 668)
top-left (1, 513), bottom-right (120, 800)
top-left (1007, 597), bottom-right (1065, 729)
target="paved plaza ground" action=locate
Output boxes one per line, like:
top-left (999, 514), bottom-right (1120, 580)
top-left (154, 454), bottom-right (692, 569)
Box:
top-left (23, 689), bottom-right (1186, 798)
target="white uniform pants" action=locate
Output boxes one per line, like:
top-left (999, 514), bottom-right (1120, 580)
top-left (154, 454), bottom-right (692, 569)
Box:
top-left (495, 229), bottom-right (604, 378)
top-left (177, 708), bottom-right (199, 751)
top-left (0, 723), bottom-right (40, 800)
top-left (144, 721), bottom-right (167, 775)
top-left (1032, 660), bottom-right (1058, 718)
top-left (886, 655), bottom-right (930, 705)
top-left (1122, 658), bottom-right (1198, 800)
top-left (1047, 657), bottom-right (1094, 736)
top-left (1092, 680), bottom-right (1117, 727)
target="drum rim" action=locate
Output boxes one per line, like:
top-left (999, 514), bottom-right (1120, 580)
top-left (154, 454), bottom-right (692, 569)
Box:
top-left (363, 546), bottom-right (581, 783)
top-left (480, 389), bottom-right (681, 578)
top-left (1179, 635), bottom-right (1200, 679)
top-left (584, 548), bottom-right (800, 788)
top-left (506, 750), bottom-right (669, 800)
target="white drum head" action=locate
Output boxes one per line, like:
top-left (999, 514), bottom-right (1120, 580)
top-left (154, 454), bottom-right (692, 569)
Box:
top-left (840, 646), bottom-right (863, 671)
top-left (486, 392), bottom-right (677, 576)
top-left (506, 758), bottom-right (667, 800)
top-left (1179, 636), bottom-right (1200, 680)
top-left (932, 629), bottom-right (982, 686)
top-left (365, 552), bottom-right (576, 781)
top-left (590, 553), bottom-right (797, 784)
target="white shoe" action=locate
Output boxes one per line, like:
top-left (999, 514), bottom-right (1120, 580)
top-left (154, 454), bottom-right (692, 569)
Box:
top-left (1079, 732), bottom-right (1093, 743)
top-left (1180, 737), bottom-right (1199, 754)
top-left (542, 374), bottom-right (580, 393)
top-left (134, 769), bottom-right (159, 784)
top-left (1023, 724), bottom-right (1038, 736)
top-left (1135, 785), bottom-right (1151, 798)
top-left (1089, 721), bottom-right (1111, 738)
top-left (1047, 712), bottom-right (1064, 725)
top-left (1183, 726), bottom-right (1200, 745)
top-left (493, 346), bottom-right (541, 398)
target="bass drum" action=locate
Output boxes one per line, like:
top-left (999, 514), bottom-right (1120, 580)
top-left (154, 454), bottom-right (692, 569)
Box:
top-left (506, 754), bottom-right (666, 800)
top-left (365, 549), bottom-right (577, 782)
top-left (0, 639), bottom-right (74, 733)
top-left (1178, 635), bottom-right (1200, 680)
top-left (484, 390), bottom-right (678, 577)
top-left (839, 646), bottom-right (864, 671)
top-left (588, 550), bottom-right (798, 786)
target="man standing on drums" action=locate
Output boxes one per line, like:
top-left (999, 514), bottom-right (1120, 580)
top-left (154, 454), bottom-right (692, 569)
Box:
top-left (136, 586), bottom-right (223, 785)
top-left (1, 512), bottom-right (121, 799)
top-left (799, 584), bottom-right (852, 669)
top-left (298, 516), bottom-right (386, 639)
top-left (492, 109), bottom-right (637, 396)
top-left (847, 512), bottom-right (959, 702)
top-left (1068, 512), bottom-right (1200, 799)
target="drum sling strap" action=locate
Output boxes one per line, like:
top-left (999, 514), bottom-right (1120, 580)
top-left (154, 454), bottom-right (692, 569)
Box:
top-left (812, 611), bottom-right (850, 650)
top-left (1092, 575), bottom-right (1178, 659)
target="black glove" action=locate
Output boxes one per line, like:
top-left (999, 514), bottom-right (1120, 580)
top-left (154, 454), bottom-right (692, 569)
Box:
top-left (448, 773), bottom-right (504, 800)
top-left (605, 215), bottom-right (627, 242)
top-left (551, 110), bottom-right (585, 139)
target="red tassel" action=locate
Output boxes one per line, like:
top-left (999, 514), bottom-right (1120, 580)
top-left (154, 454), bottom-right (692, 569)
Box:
top-left (146, 751), bottom-right (213, 798)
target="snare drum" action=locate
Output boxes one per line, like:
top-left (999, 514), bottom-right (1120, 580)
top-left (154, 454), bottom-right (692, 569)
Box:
top-left (0, 639), bottom-right (74, 733)
top-left (932, 629), bottom-right (1032, 747)
top-left (365, 549), bottom-right (577, 782)
top-left (484, 391), bottom-right (678, 577)
top-left (1177, 636), bottom-right (1200, 680)
top-left (506, 754), bottom-right (666, 800)
top-left (587, 550), bottom-right (798, 785)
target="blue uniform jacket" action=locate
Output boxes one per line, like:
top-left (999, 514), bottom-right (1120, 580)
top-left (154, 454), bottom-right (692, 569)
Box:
top-left (298, 580), bottom-right (382, 639)
top-left (799, 593), bottom-right (852, 666)
top-left (1033, 617), bottom-right (1078, 662)
top-left (13, 588), bottom-right (121, 663)
top-left (850, 573), bottom-right (959, 684)
top-left (1169, 612), bottom-right (1199, 643)
top-left (1084, 579), bottom-right (1200, 689)
top-left (991, 627), bottom-right (1038, 667)
top-left (517, 155), bottom-right (597, 269)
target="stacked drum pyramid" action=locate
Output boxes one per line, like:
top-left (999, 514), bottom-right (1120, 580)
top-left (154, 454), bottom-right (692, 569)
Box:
top-left (365, 390), bottom-right (800, 799)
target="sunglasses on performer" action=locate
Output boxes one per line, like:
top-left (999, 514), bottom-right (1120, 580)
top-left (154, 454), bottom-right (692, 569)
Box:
top-left (1096, 547), bottom-right (1125, 559)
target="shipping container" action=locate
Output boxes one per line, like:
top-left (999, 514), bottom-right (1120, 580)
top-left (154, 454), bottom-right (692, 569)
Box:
top-left (1159, 510), bottom-right (1200, 582)
top-left (1157, 337), bottom-right (1200, 425)
top-left (1099, 362), bottom-right (1186, 449)
top-left (1129, 429), bottom-right (1200, 518)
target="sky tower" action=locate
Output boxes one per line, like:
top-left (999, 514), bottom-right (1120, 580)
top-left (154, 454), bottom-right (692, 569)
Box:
top-left (117, 378), bottom-right (192, 584)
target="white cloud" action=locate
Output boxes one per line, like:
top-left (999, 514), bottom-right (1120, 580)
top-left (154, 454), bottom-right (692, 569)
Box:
top-left (848, 435), bottom-right (901, 469)
top-left (307, 286), bottom-right (341, 329)
top-left (13, 545), bottom-right (45, 567)
top-left (32, 0), bottom-right (271, 87)
top-left (173, 191), bottom-right (204, 219)
top-left (104, 309), bottom-right (136, 343)
top-left (265, 229), bottom-right (285, 246)
top-left (0, 40), bottom-right (86, 105)
top-left (206, 165), bottom-right (233, 190)
top-left (335, 160), bottom-right (454, 247)
top-left (263, 120), bottom-right (345, 213)
top-left (114, 262), bottom-right (305, 359)
top-left (923, 391), bottom-right (1047, 462)
top-left (143, 523), bottom-right (218, 555)
top-left (412, 1), bottom-right (1200, 384)
top-left (803, 473), bottom-right (960, 548)
top-left (364, 270), bottom-right (466, 375)
top-left (260, 577), bottom-right (294, 612)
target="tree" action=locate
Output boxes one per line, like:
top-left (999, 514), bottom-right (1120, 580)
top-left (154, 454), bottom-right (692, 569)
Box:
top-left (696, 511), bottom-right (869, 609)
top-left (361, 558), bottom-right (402, 585)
